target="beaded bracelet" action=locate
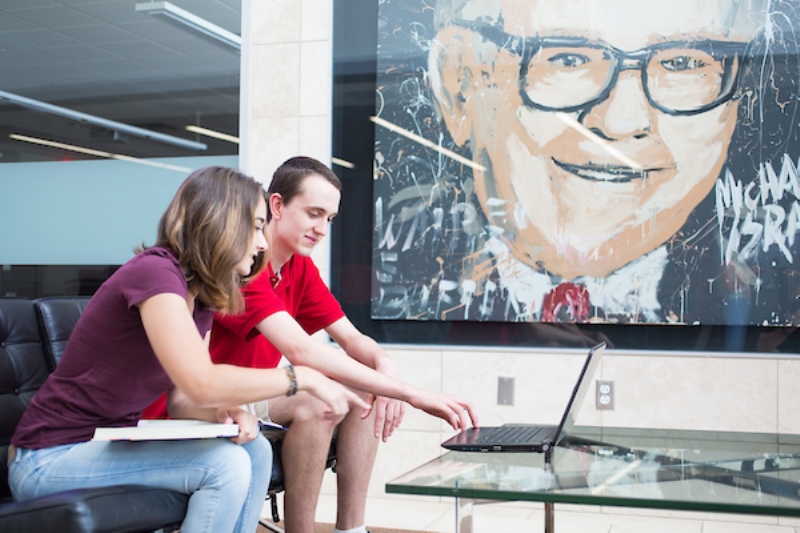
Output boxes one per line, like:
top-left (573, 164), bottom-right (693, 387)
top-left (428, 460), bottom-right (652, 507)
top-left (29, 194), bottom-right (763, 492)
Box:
top-left (285, 364), bottom-right (297, 397)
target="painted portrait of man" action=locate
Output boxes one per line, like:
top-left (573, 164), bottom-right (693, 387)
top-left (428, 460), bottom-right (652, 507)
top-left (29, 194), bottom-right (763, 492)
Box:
top-left (371, 0), bottom-right (800, 326)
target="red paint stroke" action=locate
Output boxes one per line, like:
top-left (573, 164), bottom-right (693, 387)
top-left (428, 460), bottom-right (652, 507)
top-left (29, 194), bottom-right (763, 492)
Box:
top-left (541, 282), bottom-right (590, 322)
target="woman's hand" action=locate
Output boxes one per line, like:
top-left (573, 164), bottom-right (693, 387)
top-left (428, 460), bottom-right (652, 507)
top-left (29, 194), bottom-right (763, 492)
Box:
top-left (294, 366), bottom-right (370, 422)
top-left (216, 407), bottom-right (260, 445)
top-left (408, 389), bottom-right (479, 432)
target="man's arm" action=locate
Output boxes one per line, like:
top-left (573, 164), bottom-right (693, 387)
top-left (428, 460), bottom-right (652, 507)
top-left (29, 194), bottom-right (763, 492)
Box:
top-left (324, 316), bottom-right (390, 369)
top-left (256, 312), bottom-right (412, 401)
top-left (255, 312), bottom-right (478, 436)
top-left (325, 316), bottom-right (407, 439)
top-left (139, 294), bottom-right (363, 424)
top-left (257, 312), bottom-right (409, 438)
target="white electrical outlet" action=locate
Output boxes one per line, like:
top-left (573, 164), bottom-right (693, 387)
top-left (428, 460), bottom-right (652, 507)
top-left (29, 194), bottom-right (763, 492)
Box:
top-left (596, 380), bottom-right (614, 410)
top-left (497, 376), bottom-right (515, 405)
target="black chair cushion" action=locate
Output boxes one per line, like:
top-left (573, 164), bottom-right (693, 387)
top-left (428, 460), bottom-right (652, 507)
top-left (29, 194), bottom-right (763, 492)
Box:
top-left (34, 297), bottom-right (91, 370)
top-left (0, 485), bottom-right (187, 533)
top-left (0, 297), bottom-right (52, 499)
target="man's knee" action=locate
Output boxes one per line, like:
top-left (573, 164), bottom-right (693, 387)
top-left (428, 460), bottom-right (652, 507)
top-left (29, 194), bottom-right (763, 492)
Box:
top-left (278, 393), bottom-right (344, 430)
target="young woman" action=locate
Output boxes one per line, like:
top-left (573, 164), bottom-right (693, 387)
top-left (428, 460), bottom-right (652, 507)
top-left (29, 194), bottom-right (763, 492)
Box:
top-left (8, 166), bottom-right (365, 533)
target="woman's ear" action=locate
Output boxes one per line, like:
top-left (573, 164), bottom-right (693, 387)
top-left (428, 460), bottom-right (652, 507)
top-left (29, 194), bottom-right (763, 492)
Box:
top-left (268, 193), bottom-right (283, 221)
top-left (429, 26), bottom-right (479, 147)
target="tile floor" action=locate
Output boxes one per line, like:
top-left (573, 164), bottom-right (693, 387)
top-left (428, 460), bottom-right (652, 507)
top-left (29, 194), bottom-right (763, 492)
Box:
top-left (257, 492), bottom-right (800, 533)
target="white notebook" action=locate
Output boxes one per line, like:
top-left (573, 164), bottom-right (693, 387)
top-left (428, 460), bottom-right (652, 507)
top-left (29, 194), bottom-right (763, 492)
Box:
top-left (92, 419), bottom-right (239, 441)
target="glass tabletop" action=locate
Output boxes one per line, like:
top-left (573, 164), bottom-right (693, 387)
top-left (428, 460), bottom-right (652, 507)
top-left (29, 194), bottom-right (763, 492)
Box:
top-left (386, 427), bottom-right (800, 517)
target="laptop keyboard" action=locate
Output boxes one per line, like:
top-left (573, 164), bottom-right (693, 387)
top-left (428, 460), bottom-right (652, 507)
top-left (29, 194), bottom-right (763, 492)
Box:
top-left (475, 426), bottom-right (547, 444)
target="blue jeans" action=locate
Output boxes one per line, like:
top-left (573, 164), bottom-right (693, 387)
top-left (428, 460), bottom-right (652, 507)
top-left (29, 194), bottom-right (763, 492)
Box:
top-left (9, 435), bottom-right (272, 533)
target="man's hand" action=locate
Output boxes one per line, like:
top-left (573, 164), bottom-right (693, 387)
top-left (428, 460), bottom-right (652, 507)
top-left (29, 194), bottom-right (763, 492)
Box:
top-left (409, 390), bottom-right (478, 432)
top-left (362, 358), bottom-right (407, 440)
top-left (365, 394), bottom-right (407, 441)
top-left (216, 407), bottom-right (260, 445)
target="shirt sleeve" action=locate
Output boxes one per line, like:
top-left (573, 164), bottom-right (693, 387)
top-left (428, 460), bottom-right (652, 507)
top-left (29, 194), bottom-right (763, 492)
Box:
top-left (214, 270), bottom-right (288, 341)
top-left (294, 257), bottom-right (345, 334)
top-left (120, 249), bottom-right (188, 310)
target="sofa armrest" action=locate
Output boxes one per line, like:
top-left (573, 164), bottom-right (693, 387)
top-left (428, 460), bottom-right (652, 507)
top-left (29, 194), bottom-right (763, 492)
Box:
top-left (0, 484), bottom-right (188, 533)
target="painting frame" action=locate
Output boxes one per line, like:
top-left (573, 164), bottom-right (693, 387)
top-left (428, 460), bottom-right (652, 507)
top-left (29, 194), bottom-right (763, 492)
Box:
top-left (330, 0), bottom-right (800, 353)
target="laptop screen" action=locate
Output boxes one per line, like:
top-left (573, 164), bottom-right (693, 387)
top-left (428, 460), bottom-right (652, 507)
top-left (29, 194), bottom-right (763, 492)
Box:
top-left (554, 342), bottom-right (606, 444)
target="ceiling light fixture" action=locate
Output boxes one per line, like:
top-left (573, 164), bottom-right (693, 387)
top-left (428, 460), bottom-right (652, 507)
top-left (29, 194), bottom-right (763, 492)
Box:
top-left (10, 134), bottom-right (193, 172)
top-left (135, 1), bottom-right (241, 50)
top-left (185, 125), bottom-right (239, 144)
top-left (0, 90), bottom-right (207, 152)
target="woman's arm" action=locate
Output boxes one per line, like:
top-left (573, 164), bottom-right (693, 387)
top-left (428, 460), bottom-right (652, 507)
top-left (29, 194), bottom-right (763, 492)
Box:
top-left (165, 388), bottom-right (261, 444)
top-left (139, 293), bottom-right (367, 417)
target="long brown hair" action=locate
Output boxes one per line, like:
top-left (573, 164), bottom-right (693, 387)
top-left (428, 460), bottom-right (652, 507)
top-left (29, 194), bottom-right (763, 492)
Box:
top-left (153, 166), bottom-right (265, 313)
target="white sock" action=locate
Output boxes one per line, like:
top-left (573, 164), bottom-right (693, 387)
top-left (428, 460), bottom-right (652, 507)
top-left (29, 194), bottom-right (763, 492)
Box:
top-left (334, 527), bottom-right (367, 533)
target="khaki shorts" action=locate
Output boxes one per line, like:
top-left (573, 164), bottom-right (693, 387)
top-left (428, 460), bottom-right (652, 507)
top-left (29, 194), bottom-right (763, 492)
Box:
top-left (241, 399), bottom-right (271, 423)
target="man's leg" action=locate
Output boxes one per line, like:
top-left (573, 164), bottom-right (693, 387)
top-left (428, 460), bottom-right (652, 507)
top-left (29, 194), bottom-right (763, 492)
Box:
top-left (333, 397), bottom-right (379, 531)
top-left (269, 392), bottom-right (340, 533)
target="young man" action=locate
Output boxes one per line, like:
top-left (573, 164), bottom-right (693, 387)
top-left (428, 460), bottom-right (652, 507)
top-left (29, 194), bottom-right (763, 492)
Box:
top-left (210, 156), bottom-right (478, 533)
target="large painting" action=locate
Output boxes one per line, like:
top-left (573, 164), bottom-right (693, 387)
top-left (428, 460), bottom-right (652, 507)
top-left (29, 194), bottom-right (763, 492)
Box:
top-left (371, 0), bottom-right (800, 326)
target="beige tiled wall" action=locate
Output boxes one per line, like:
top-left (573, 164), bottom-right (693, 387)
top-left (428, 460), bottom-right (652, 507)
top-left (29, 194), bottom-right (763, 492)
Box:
top-left (341, 348), bottom-right (800, 500)
top-left (240, 0), bottom-right (800, 509)
top-left (242, 0), bottom-right (333, 283)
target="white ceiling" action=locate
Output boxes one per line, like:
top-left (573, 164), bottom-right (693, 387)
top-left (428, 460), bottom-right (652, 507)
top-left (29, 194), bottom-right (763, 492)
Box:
top-left (0, 0), bottom-right (242, 160)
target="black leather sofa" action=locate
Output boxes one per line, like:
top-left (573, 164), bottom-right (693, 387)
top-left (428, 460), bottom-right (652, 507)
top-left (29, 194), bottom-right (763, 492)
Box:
top-left (0, 296), bottom-right (189, 533)
top-left (0, 295), bottom-right (334, 533)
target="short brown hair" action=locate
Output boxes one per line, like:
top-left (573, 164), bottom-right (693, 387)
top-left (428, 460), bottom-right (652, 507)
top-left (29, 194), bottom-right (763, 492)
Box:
top-left (266, 156), bottom-right (342, 221)
top-left (153, 166), bottom-right (265, 313)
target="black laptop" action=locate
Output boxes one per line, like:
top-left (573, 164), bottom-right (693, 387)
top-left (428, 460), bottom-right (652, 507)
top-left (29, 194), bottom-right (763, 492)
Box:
top-left (441, 342), bottom-right (605, 453)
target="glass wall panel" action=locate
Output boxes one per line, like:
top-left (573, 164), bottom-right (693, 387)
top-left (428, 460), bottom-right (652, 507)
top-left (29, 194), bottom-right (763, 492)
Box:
top-left (0, 0), bottom-right (241, 297)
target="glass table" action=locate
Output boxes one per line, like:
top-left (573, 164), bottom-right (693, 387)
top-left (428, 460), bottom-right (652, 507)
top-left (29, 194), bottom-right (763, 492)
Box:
top-left (386, 427), bottom-right (800, 532)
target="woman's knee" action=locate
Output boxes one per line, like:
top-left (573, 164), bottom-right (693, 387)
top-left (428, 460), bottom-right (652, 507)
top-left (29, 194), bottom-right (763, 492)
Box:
top-left (204, 443), bottom-right (256, 494)
top-left (204, 436), bottom-right (272, 486)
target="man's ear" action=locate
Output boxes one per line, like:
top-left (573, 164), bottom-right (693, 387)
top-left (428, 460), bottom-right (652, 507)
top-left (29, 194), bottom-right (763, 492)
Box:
top-left (268, 193), bottom-right (283, 221)
top-left (429, 26), bottom-right (479, 147)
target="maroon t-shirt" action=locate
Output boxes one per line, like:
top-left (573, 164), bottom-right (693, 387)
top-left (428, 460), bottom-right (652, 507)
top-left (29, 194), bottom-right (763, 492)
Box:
top-left (12, 247), bottom-right (213, 449)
